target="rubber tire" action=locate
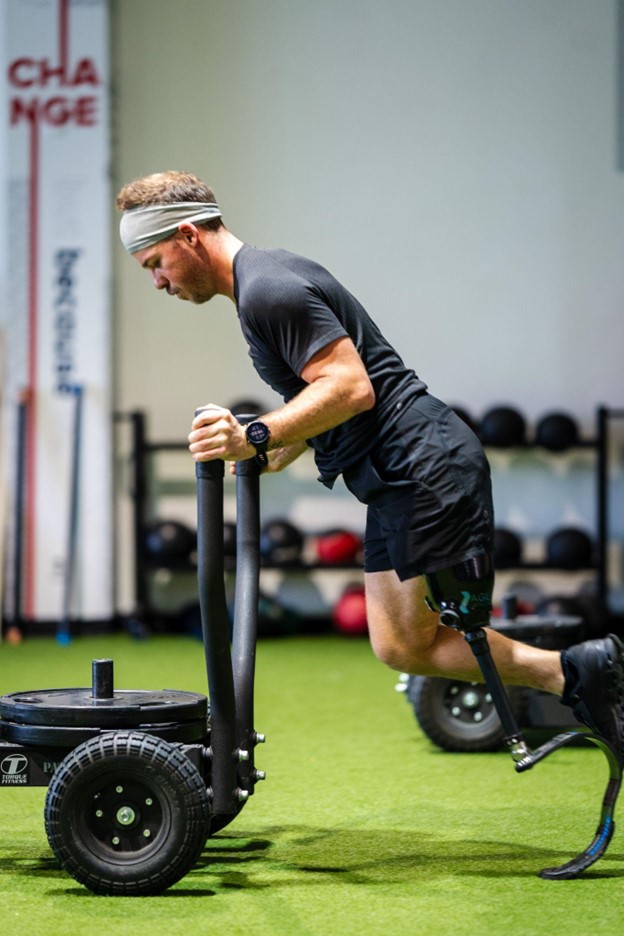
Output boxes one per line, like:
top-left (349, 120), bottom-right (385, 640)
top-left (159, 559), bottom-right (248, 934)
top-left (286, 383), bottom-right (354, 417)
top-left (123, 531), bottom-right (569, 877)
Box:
top-left (407, 675), bottom-right (526, 753)
top-left (44, 731), bottom-right (211, 896)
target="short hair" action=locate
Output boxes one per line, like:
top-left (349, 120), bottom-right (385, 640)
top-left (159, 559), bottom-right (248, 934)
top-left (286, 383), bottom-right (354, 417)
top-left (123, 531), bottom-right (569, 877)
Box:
top-left (116, 171), bottom-right (223, 230)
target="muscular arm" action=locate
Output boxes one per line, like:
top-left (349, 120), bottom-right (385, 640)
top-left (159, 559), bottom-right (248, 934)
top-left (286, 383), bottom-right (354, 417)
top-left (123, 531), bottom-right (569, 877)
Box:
top-left (264, 336), bottom-right (375, 446)
top-left (188, 336), bottom-right (375, 464)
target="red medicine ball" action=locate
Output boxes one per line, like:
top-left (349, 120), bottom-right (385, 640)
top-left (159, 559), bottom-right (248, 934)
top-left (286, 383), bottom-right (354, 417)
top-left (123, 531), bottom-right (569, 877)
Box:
top-left (332, 584), bottom-right (368, 636)
top-left (316, 529), bottom-right (362, 565)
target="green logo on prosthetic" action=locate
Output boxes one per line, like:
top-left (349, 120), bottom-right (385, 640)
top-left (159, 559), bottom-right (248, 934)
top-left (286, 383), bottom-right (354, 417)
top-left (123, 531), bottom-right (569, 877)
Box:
top-left (460, 590), bottom-right (491, 615)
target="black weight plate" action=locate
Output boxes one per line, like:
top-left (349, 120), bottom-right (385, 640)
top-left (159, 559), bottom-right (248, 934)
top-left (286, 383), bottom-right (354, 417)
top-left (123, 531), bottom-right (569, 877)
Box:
top-left (0, 688), bottom-right (207, 728)
top-left (0, 717), bottom-right (209, 747)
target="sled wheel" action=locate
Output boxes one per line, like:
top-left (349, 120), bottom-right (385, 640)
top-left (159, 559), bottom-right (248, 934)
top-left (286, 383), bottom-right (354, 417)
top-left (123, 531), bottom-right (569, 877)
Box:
top-left (407, 675), bottom-right (525, 753)
top-left (44, 731), bottom-right (211, 895)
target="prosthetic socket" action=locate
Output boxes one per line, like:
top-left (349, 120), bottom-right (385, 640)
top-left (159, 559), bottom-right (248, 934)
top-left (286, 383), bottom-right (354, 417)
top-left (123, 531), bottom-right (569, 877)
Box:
top-left (426, 553), bottom-right (529, 759)
top-left (425, 554), bottom-right (494, 633)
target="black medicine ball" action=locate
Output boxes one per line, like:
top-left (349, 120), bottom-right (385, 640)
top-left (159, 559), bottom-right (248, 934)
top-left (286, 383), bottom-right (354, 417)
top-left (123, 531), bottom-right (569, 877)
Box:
top-left (260, 519), bottom-right (304, 566)
top-left (480, 406), bottom-right (527, 447)
top-left (493, 528), bottom-right (523, 568)
top-left (546, 527), bottom-right (593, 570)
top-left (535, 412), bottom-right (579, 452)
top-left (144, 520), bottom-right (196, 560)
top-left (228, 398), bottom-right (267, 419)
top-left (223, 521), bottom-right (237, 557)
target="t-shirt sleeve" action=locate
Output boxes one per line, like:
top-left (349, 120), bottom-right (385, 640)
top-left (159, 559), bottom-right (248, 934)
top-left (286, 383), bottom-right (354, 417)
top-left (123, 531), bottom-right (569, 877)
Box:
top-left (245, 279), bottom-right (348, 376)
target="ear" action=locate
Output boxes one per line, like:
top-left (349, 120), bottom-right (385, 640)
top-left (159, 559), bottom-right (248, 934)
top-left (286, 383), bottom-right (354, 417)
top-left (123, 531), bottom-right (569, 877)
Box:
top-left (177, 221), bottom-right (200, 245)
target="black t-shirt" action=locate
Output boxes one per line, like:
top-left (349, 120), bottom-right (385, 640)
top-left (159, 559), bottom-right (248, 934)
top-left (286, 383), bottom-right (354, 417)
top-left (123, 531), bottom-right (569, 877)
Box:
top-left (233, 244), bottom-right (427, 482)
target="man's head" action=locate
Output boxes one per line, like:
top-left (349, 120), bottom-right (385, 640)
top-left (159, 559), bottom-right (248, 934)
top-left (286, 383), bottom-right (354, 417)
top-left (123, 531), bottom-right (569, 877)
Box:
top-left (117, 171), bottom-right (236, 304)
top-left (116, 170), bottom-right (221, 214)
top-left (117, 171), bottom-right (224, 255)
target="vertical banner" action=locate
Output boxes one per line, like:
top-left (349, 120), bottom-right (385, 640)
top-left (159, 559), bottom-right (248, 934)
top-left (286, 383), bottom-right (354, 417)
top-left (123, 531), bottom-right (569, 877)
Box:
top-left (1, 0), bottom-right (112, 623)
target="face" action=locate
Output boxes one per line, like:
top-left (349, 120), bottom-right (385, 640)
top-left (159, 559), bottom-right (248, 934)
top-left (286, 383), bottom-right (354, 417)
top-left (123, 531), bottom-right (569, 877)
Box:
top-left (134, 232), bottom-right (217, 304)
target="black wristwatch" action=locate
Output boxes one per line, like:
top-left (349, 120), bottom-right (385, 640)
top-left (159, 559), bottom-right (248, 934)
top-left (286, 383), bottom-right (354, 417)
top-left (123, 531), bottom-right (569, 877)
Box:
top-left (245, 420), bottom-right (271, 467)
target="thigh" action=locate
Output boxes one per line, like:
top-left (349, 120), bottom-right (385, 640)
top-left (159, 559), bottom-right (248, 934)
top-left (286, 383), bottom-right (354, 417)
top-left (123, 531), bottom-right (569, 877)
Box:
top-left (347, 396), bottom-right (494, 581)
top-left (364, 569), bottom-right (440, 661)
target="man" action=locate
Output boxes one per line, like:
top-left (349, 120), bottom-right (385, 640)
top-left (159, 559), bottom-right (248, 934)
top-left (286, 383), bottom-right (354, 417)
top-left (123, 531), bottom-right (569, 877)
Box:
top-left (117, 170), bottom-right (623, 761)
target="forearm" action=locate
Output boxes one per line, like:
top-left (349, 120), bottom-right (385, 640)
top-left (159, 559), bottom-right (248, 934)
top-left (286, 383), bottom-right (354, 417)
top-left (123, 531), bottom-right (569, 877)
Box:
top-left (263, 375), bottom-right (372, 451)
top-left (264, 439), bottom-right (309, 473)
top-left (189, 338), bottom-right (375, 464)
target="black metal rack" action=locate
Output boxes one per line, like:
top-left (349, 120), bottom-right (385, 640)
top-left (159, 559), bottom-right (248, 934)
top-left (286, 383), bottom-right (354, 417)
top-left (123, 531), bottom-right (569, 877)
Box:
top-left (118, 407), bottom-right (623, 634)
top-left (597, 406), bottom-right (624, 626)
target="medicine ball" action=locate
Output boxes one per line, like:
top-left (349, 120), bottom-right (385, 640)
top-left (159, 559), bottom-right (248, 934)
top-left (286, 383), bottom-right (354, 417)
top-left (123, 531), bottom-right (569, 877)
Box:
top-left (143, 520), bottom-right (196, 560)
top-left (228, 398), bottom-right (267, 419)
top-left (535, 412), bottom-right (579, 452)
top-left (480, 406), bottom-right (526, 448)
top-left (177, 601), bottom-right (204, 639)
top-left (315, 529), bottom-right (362, 565)
top-left (504, 579), bottom-right (546, 614)
top-left (493, 527), bottom-right (522, 569)
top-left (257, 591), bottom-right (303, 637)
top-left (223, 521), bottom-right (237, 557)
top-left (332, 584), bottom-right (368, 636)
top-left (546, 527), bottom-right (593, 570)
top-left (259, 519), bottom-right (304, 566)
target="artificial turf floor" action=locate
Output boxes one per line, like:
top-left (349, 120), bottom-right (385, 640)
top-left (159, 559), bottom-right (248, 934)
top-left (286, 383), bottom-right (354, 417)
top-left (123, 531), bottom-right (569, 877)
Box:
top-left (0, 632), bottom-right (622, 935)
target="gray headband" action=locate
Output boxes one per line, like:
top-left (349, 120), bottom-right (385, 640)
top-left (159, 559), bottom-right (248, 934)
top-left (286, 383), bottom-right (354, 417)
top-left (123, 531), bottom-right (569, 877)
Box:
top-left (119, 202), bottom-right (223, 253)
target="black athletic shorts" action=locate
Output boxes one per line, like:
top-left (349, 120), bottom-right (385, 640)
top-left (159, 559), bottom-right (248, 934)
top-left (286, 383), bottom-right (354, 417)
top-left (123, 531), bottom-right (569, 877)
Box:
top-left (342, 394), bottom-right (494, 581)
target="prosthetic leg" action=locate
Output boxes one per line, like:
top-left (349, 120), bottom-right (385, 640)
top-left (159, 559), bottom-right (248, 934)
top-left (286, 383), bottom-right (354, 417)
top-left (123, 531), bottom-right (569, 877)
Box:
top-left (426, 555), bottom-right (622, 879)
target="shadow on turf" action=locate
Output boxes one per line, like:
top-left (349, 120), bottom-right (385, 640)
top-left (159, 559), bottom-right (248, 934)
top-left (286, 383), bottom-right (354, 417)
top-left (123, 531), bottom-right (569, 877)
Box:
top-left (189, 827), bottom-right (624, 888)
top-left (5, 829), bottom-right (623, 896)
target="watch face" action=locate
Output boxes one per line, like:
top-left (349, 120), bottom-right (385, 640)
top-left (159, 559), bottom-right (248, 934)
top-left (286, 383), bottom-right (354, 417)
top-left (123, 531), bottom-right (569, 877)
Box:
top-left (247, 421), bottom-right (270, 446)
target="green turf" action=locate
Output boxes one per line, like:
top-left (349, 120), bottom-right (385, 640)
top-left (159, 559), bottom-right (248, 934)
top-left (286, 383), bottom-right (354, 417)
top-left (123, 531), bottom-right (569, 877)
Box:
top-left (0, 633), bottom-right (622, 935)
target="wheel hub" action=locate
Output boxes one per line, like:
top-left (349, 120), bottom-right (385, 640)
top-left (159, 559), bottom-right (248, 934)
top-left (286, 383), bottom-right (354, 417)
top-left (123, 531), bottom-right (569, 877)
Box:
top-left (116, 805), bottom-right (136, 826)
top-left (448, 682), bottom-right (494, 724)
top-left (86, 779), bottom-right (165, 853)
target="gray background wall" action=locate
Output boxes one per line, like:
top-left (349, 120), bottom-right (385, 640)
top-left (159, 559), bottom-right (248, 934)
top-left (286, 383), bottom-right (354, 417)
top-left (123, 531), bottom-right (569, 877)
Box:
top-left (112, 0), bottom-right (623, 432)
top-left (110, 0), bottom-right (624, 612)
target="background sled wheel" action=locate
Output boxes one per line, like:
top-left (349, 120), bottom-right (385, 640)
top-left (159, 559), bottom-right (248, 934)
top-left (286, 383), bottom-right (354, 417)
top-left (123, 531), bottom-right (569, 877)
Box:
top-left (407, 675), bottom-right (526, 752)
top-left (44, 731), bottom-right (211, 896)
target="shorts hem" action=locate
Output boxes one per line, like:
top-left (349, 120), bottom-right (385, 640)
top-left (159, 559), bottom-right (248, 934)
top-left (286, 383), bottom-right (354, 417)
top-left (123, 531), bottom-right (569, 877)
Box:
top-left (364, 546), bottom-right (493, 582)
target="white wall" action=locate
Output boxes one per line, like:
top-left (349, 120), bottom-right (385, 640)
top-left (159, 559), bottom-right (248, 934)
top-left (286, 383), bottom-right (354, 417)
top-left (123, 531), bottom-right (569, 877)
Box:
top-left (110, 0), bottom-right (624, 612)
top-left (111, 0), bottom-right (624, 437)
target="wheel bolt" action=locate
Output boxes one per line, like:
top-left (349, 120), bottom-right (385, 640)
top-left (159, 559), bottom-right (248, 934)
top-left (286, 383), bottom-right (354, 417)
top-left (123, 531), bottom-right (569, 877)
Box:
top-left (462, 691), bottom-right (479, 709)
top-left (116, 806), bottom-right (136, 826)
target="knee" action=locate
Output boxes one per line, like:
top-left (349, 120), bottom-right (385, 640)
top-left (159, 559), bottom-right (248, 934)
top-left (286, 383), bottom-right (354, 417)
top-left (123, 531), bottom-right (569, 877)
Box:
top-left (368, 616), bottom-right (439, 674)
top-left (369, 633), bottom-right (407, 671)
top-left (364, 570), bottom-right (441, 673)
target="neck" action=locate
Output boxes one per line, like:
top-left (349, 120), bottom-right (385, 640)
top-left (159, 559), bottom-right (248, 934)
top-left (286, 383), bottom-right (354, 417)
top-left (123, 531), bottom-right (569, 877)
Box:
top-left (205, 229), bottom-right (244, 302)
